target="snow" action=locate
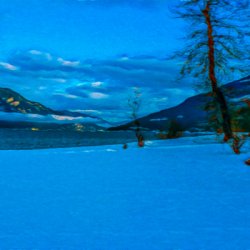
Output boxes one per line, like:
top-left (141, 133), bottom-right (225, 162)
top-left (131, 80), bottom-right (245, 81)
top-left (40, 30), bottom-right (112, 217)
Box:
top-left (0, 136), bottom-right (249, 249)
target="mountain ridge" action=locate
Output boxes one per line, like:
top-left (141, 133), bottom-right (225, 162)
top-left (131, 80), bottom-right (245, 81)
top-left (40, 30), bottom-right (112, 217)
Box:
top-left (110, 76), bottom-right (250, 132)
top-left (0, 87), bottom-right (108, 127)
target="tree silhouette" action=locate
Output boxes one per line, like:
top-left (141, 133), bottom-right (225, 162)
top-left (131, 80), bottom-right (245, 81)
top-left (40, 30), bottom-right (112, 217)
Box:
top-left (172, 0), bottom-right (250, 147)
top-left (128, 88), bottom-right (144, 147)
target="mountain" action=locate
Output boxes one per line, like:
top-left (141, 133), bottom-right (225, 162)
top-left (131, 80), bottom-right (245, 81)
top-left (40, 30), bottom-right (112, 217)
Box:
top-left (0, 88), bottom-right (54, 115)
top-left (0, 87), bottom-right (108, 129)
top-left (0, 87), bottom-right (107, 119)
top-left (110, 76), bottom-right (250, 132)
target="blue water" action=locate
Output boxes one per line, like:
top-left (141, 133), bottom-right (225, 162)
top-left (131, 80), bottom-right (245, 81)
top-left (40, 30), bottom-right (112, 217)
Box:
top-left (0, 141), bottom-right (249, 249)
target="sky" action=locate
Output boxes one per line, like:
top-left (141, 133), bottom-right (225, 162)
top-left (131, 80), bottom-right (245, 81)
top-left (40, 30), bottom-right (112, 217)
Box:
top-left (0, 0), bottom-right (246, 123)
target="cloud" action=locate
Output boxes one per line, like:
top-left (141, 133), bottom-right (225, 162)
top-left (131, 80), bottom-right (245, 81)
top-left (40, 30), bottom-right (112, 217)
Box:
top-left (54, 93), bottom-right (80, 99)
top-left (29, 50), bottom-right (53, 60)
top-left (8, 50), bottom-right (84, 74)
top-left (6, 50), bottom-right (182, 89)
top-left (0, 111), bottom-right (97, 124)
top-left (66, 86), bottom-right (91, 98)
top-left (57, 57), bottom-right (80, 67)
top-left (91, 81), bottom-right (103, 87)
top-left (70, 109), bottom-right (102, 115)
top-left (0, 49), bottom-right (195, 122)
top-left (51, 114), bottom-right (82, 121)
top-left (89, 92), bottom-right (109, 99)
top-left (0, 62), bottom-right (18, 71)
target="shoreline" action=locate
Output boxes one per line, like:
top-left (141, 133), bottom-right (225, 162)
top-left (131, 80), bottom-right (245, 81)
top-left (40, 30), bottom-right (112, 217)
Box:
top-left (0, 129), bottom-right (157, 150)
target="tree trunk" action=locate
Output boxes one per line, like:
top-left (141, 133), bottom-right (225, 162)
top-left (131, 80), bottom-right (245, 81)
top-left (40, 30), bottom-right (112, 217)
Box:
top-left (214, 88), bottom-right (233, 140)
top-left (202, 1), bottom-right (233, 141)
top-left (135, 119), bottom-right (144, 147)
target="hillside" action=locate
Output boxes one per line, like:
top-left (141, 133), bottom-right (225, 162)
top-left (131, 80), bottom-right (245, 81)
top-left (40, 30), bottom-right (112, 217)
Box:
top-left (110, 76), bottom-right (250, 132)
top-left (0, 87), bottom-right (107, 129)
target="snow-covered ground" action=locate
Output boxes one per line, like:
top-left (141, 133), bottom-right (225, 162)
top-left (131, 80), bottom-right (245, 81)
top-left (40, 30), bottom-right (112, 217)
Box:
top-left (0, 136), bottom-right (249, 249)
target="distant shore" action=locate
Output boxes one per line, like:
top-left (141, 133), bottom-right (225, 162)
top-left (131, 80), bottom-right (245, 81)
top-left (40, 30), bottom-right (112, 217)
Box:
top-left (0, 128), bottom-right (231, 150)
top-left (0, 129), bottom-right (157, 150)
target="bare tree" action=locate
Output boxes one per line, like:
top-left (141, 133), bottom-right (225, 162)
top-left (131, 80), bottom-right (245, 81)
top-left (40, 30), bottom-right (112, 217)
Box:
top-left (171, 0), bottom-right (250, 148)
top-left (128, 87), bottom-right (144, 147)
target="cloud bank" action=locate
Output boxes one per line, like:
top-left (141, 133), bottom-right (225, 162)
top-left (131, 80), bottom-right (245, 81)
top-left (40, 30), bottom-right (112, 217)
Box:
top-left (0, 50), bottom-right (194, 122)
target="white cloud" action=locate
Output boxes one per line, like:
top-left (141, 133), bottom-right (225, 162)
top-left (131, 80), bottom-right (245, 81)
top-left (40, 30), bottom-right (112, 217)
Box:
top-left (27, 114), bottom-right (44, 118)
top-left (51, 114), bottom-right (101, 124)
top-left (152, 97), bottom-right (168, 103)
top-left (119, 56), bottom-right (129, 61)
top-left (71, 109), bottom-right (102, 115)
top-left (29, 50), bottom-right (53, 61)
top-left (52, 78), bottom-right (67, 83)
top-left (51, 115), bottom-right (81, 121)
top-left (89, 92), bottom-right (109, 99)
top-left (0, 62), bottom-right (18, 71)
top-left (38, 86), bottom-right (47, 90)
top-left (91, 81), bottom-right (103, 88)
top-left (29, 50), bottom-right (42, 55)
top-left (57, 57), bottom-right (80, 67)
top-left (55, 93), bottom-right (79, 99)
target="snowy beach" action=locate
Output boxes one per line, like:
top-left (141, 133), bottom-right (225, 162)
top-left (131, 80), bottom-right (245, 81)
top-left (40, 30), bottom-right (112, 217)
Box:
top-left (0, 136), bottom-right (249, 249)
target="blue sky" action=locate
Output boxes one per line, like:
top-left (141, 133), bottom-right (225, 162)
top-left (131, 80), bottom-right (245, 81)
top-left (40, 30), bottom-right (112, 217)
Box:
top-left (0, 0), bottom-right (181, 59)
top-left (0, 0), bottom-right (245, 123)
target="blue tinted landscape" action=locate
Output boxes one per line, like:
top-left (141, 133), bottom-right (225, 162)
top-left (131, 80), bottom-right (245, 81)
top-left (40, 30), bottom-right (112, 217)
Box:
top-left (0, 0), bottom-right (249, 249)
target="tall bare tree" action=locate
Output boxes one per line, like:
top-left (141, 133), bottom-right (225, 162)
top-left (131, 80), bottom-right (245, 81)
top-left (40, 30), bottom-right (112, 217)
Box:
top-left (172, 0), bottom-right (250, 143)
